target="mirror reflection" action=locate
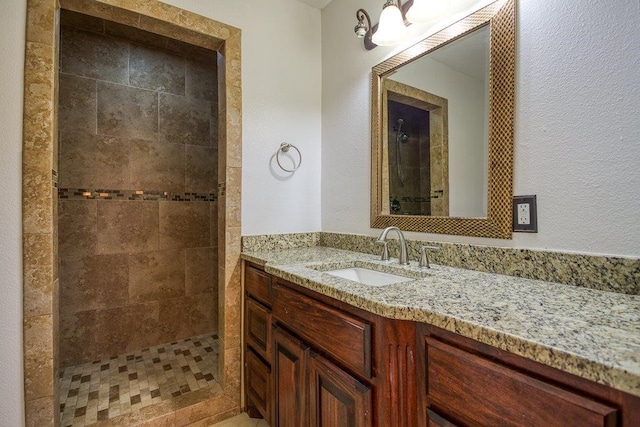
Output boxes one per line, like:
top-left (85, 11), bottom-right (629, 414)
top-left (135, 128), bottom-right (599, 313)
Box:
top-left (382, 26), bottom-right (490, 218)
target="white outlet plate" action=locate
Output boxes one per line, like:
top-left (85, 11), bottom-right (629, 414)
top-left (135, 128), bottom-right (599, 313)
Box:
top-left (517, 203), bottom-right (530, 225)
top-left (513, 195), bottom-right (537, 232)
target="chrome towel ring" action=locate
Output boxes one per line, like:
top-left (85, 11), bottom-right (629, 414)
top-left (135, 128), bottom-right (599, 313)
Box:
top-left (276, 142), bottom-right (302, 172)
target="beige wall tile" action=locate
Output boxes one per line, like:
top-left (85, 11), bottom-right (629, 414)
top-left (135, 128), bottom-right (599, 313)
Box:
top-left (26, 0), bottom-right (56, 44)
top-left (60, 309), bottom-right (97, 366)
top-left (97, 81), bottom-right (158, 140)
top-left (130, 43), bottom-right (185, 95)
top-left (23, 150), bottom-right (53, 234)
top-left (210, 201), bottom-right (218, 248)
top-left (97, 200), bottom-right (159, 254)
top-left (173, 394), bottom-right (236, 427)
top-left (59, 199), bottom-right (97, 258)
top-left (25, 396), bottom-right (55, 427)
top-left (186, 145), bottom-right (216, 194)
top-left (59, 73), bottom-right (97, 134)
top-left (159, 201), bottom-right (209, 249)
top-left (60, 253), bottom-right (129, 312)
top-left (59, 131), bottom-right (130, 189)
top-left (61, 0), bottom-right (139, 26)
top-left (24, 315), bottom-right (54, 401)
top-left (185, 247), bottom-right (214, 296)
top-left (129, 249), bottom-right (185, 303)
top-left (130, 139), bottom-right (185, 192)
top-left (60, 26), bottom-right (129, 84)
top-left (159, 93), bottom-right (211, 146)
top-left (225, 168), bottom-right (241, 228)
top-left (120, 0), bottom-right (181, 25)
top-left (24, 234), bottom-right (54, 318)
top-left (177, 10), bottom-right (234, 41)
top-left (222, 346), bottom-right (241, 400)
top-left (23, 41), bottom-right (55, 151)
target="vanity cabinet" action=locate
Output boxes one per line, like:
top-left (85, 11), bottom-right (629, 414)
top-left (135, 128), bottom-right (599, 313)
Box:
top-left (417, 324), bottom-right (639, 427)
top-left (244, 263), bottom-right (416, 426)
top-left (244, 264), bottom-right (273, 422)
top-left (244, 263), bottom-right (640, 427)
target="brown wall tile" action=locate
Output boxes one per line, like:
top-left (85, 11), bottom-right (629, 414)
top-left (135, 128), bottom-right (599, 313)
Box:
top-left (209, 201), bottom-right (218, 248)
top-left (60, 10), bottom-right (105, 34)
top-left (159, 201), bottom-right (209, 249)
top-left (60, 26), bottom-right (129, 84)
top-left (185, 247), bottom-right (214, 296)
top-left (58, 73), bottom-right (97, 133)
top-left (129, 44), bottom-right (185, 95)
top-left (186, 57), bottom-right (217, 101)
top-left (129, 249), bottom-right (185, 303)
top-left (129, 139), bottom-right (185, 192)
top-left (158, 295), bottom-right (215, 344)
top-left (26, 0), bottom-right (56, 44)
top-left (185, 145), bottom-right (215, 193)
top-left (97, 200), bottom-right (159, 254)
top-left (96, 301), bottom-right (161, 357)
top-left (60, 309), bottom-right (97, 367)
top-left (60, 253), bottom-right (129, 312)
top-left (97, 81), bottom-right (158, 140)
top-left (59, 131), bottom-right (130, 189)
top-left (159, 93), bottom-right (211, 146)
top-left (59, 200), bottom-right (97, 259)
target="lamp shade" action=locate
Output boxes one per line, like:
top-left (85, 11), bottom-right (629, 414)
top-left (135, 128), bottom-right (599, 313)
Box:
top-left (406, 0), bottom-right (450, 24)
top-left (372, 2), bottom-right (408, 46)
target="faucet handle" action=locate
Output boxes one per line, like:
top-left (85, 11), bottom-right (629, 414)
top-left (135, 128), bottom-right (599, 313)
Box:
top-left (419, 245), bottom-right (441, 268)
top-left (377, 241), bottom-right (390, 261)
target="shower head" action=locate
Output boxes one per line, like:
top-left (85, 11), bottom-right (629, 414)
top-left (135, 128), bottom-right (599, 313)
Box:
top-left (397, 118), bottom-right (404, 125)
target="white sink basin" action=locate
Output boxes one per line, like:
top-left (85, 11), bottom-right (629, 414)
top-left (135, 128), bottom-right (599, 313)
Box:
top-left (324, 267), bottom-right (411, 287)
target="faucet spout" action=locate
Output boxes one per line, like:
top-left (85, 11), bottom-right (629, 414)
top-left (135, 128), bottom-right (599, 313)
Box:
top-left (376, 226), bottom-right (410, 265)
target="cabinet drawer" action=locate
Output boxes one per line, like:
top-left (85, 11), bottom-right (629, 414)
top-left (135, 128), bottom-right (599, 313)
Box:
top-left (245, 264), bottom-right (272, 306)
top-left (425, 337), bottom-right (618, 427)
top-left (273, 281), bottom-right (372, 379)
top-left (246, 349), bottom-right (271, 423)
top-left (246, 298), bottom-right (272, 363)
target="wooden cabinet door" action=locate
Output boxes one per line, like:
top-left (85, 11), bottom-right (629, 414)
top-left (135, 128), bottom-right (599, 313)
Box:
top-left (246, 298), bottom-right (272, 363)
top-left (273, 326), bottom-right (309, 427)
top-left (246, 349), bottom-right (271, 423)
top-left (309, 353), bottom-right (372, 427)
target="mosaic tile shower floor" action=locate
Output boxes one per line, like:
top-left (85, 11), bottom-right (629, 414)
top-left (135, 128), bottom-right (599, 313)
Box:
top-left (59, 334), bottom-right (219, 426)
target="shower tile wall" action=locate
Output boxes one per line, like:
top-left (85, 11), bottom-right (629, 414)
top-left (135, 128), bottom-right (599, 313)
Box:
top-left (57, 15), bottom-right (219, 368)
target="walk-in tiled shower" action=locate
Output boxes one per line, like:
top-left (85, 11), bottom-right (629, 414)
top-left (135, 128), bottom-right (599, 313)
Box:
top-left (57, 10), bottom-right (220, 425)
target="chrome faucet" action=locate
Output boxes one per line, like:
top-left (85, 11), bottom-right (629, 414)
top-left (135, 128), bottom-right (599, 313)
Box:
top-left (376, 226), bottom-right (409, 265)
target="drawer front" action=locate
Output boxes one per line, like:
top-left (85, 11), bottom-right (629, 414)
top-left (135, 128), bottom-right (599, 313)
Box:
top-left (272, 281), bottom-right (372, 379)
top-left (246, 298), bottom-right (272, 363)
top-left (245, 264), bottom-right (272, 306)
top-left (425, 337), bottom-right (618, 427)
top-left (246, 349), bottom-right (271, 423)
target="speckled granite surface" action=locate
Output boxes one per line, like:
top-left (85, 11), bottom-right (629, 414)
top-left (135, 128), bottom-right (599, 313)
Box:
top-left (241, 246), bottom-right (640, 398)
top-left (242, 232), bottom-right (640, 295)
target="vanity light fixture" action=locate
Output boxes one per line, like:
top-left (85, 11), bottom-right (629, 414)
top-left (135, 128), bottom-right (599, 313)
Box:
top-left (354, 0), bottom-right (451, 50)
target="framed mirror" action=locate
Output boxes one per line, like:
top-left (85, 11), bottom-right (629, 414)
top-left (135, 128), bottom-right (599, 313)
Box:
top-left (371, 0), bottom-right (515, 239)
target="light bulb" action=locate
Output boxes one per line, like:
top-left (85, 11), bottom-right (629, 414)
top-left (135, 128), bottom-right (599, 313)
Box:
top-left (406, 0), bottom-right (450, 24)
top-left (372, 2), bottom-right (408, 46)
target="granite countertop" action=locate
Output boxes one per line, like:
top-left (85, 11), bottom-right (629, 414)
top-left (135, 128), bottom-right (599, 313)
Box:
top-left (241, 246), bottom-right (640, 398)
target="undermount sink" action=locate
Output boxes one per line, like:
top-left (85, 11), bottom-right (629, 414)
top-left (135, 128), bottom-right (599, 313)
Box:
top-left (324, 267), bottom-right (412, 287)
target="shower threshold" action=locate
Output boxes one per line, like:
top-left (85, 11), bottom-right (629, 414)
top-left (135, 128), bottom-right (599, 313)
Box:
top-left (59, 333), bottom-right (220, 426)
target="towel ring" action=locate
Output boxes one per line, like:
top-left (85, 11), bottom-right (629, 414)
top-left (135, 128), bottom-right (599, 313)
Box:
top-left (276, 142), bottom-right (302, 172)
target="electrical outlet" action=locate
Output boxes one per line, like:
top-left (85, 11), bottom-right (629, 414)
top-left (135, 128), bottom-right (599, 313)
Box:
top-left (513, 195), bottom-right (537, 232)
top-left (517, 203), bottom-right (530, 225)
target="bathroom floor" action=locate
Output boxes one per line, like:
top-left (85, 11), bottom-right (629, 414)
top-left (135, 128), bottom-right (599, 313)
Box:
top-left (59, 333), bottom-right (219, 426)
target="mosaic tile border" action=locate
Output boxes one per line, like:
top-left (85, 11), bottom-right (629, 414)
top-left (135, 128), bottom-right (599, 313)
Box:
top-left (241, 232), bottom-right (640, 296)
top-left (59, 188), bottom-right (217, 202)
